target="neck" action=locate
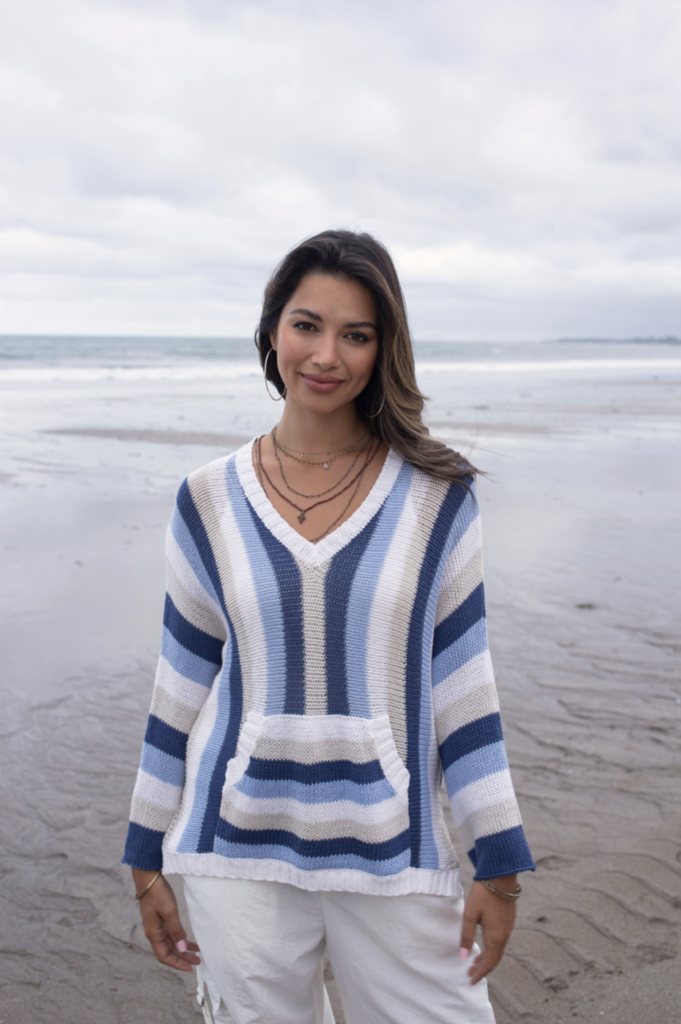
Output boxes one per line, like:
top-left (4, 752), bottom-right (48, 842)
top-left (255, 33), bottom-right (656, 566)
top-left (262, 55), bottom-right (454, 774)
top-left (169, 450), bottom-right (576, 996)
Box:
top-left (275, 401), bottom-right (368, 453)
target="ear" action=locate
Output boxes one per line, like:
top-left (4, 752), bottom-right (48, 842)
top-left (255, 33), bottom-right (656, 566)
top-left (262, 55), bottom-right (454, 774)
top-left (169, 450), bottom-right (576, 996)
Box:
top-left (269, 332), bottom-right (277, 351)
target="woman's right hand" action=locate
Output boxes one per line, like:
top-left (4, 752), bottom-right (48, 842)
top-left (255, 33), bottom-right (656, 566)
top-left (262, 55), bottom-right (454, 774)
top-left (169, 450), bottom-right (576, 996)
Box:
top-left (131, 868), bottom-right (201, 972)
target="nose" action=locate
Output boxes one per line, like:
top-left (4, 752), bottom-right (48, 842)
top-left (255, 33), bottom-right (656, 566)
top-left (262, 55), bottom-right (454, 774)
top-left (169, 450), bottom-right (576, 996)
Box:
top-left (312, 330), bottom-right (341, 369)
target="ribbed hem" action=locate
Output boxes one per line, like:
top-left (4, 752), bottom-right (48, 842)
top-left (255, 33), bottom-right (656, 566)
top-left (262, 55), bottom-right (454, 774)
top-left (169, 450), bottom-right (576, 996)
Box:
top-left (163, 851), bottom-right (463, 898)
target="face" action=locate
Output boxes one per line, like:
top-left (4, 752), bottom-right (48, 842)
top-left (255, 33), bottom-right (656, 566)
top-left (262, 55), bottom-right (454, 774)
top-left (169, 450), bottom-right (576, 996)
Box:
top-left (271, 273), bottom-right (379, 414)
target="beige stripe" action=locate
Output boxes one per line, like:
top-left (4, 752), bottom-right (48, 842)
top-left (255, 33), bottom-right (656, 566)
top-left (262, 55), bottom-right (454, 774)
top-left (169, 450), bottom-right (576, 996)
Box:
top-left (130, 793), bottom-right (177, 833)
top-left (300, 562), bottom-right (328, 715)
top-left (220, 801), bottom-right (409, 844)
top-left (165, 558), bottom-right (226, 641)
top-left (435, 549), bottom-right (483, 626)
top-left (456, 797), bottom-right (522, 853)
top-left (150, 686), bottom-right (198, 735)
top-left (251, 735), bottom-right (379, 764)
top-left (367, 477), bottom-right (447, 761)
top-left (435, 682), bottom-right (500, 742)
top-left (188, 460), bottom-right (262, 725)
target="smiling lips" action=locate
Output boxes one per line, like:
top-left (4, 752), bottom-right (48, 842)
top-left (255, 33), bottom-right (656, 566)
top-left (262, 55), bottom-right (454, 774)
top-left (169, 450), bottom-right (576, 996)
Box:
top-left (300, 373), bottom-right (345, 394)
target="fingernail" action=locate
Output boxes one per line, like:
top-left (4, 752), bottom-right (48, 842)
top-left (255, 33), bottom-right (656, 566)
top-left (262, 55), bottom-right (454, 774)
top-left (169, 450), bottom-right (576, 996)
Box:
top-left (176, 939), bottom-right (188, 953)
top-left (459, 948), bottom-right (469, 959)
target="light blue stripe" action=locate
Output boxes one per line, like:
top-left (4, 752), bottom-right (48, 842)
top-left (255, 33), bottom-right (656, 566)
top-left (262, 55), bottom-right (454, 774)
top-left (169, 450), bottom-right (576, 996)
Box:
top-left (432, 618), bottom-right (488, 687)
top-left (140, 743), bottom-right (185, 787)
top-left (225, 458), bottom-right (288, 716)
top-left (170, 500), bottom-right (222, 611)
top-left (432, 623), bottom-right (488, 689)
top-left (213, 838), bottom-right (411, 875)
top-left (345, 462), bottom-right (413, 718)
top-left (443, 741), bottom-right (510, 795)
top-left (419, 491), bottom-right (481, 868)
top-left (160, 628), bottom-right (220, 687)
top-left (234, 774), bottom-right (399, 805)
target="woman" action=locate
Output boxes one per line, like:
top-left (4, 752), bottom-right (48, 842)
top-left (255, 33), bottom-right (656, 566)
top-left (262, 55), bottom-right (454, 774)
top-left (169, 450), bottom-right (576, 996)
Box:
top-left (123, 229), bottom-right (535, 1024)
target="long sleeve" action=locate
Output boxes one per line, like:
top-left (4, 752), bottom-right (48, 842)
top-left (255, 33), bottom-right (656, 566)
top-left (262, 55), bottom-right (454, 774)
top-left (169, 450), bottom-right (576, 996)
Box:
top-left (432, 485), bottom-right (535, 880)
top-left (123, 481), bottom-right (227, 870)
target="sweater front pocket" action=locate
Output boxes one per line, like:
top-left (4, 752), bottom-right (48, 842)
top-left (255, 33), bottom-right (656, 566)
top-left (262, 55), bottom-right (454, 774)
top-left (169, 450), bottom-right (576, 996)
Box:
top-left (215, 712), bottom-right (411, 876)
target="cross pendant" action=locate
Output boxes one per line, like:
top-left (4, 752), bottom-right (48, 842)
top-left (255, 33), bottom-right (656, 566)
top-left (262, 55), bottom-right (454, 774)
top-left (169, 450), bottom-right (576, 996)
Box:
top-left (298, 511), bottom-right (307, 523)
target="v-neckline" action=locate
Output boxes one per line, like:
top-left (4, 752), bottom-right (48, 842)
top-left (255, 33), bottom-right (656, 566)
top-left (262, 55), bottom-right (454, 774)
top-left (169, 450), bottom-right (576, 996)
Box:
top-left (235, 438), bottom-right (403, 568)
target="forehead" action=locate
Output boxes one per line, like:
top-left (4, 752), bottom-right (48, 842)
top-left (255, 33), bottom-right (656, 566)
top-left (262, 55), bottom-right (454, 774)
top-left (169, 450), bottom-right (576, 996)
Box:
top-left (286, 273), bottom-right (376, 318)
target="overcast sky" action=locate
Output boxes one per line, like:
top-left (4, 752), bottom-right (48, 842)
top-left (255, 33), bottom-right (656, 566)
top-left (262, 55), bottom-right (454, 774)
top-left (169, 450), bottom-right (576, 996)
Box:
top-left (1, 0), bottom-right (680, 340)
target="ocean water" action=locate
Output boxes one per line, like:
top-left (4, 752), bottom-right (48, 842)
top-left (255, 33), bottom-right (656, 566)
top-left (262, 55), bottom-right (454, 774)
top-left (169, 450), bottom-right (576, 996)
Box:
top-left (1, 335), bottom-right (679, 509)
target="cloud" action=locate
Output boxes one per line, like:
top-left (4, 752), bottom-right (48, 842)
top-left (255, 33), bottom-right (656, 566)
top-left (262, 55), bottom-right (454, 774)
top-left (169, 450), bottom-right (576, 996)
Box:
top-left (0, 0), bottom-right (680, 337)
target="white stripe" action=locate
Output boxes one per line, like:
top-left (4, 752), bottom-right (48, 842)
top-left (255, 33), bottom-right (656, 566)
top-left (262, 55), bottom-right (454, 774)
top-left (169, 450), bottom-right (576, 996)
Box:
top-left (222, 788), bottom-right (408, 824)
top-left (166, 527), bottom-right (223, 624)
top-left (257, 713), bottom-right (393, 743)
top-left (448, 769), bottom-right (516, 824)
top-left (365, 492), bottom-right (431, 756)
top-left (433, 649), bottom-right (495, 705)
top-left (135, 769), bottom-right (183, 811)
top-left (155, 656), bottom-right (214, 711)
top-left (301, 563), bottom-right (328, 715)
top-left (163, 681), bottom-right (223, 851)
top-left (211, 472), bottom-right (269, 714)
top-left (435, 516), bottom-right (482, 627)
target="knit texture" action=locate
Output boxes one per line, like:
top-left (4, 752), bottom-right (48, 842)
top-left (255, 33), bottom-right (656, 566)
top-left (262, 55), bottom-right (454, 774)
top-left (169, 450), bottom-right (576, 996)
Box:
top-left (123, 441), bottom-right (535, 895)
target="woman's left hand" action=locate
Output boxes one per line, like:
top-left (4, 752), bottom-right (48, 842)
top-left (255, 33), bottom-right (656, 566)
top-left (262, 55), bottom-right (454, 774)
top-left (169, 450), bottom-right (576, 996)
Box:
top-left (459, 876), bottom-right (518, 985)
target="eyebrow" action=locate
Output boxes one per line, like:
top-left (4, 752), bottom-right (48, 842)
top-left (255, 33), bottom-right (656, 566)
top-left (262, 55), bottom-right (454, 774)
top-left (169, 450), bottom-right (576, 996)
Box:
top-left (288, 308), bottom-right (377, 330)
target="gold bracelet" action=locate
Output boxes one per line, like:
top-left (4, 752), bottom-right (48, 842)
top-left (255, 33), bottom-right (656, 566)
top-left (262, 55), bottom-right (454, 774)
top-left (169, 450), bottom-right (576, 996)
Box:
top-left (479, 879), bottom-right (522, 901)
top-left (134, 869), bottom-right (163, 900)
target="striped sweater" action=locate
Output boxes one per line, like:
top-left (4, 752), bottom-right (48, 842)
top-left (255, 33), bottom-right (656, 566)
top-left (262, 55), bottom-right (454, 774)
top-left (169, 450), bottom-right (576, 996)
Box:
top-left (123, 440), bottom-right (534, 896)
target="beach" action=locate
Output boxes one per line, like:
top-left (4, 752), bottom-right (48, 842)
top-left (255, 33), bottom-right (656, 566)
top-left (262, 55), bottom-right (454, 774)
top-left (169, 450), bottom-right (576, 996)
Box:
top-left (0, 338), bottom-right (679, 1023)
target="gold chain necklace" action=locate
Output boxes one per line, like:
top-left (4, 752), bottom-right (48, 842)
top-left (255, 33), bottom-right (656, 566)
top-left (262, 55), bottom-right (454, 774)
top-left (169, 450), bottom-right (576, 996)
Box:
top-left (272, 425), bottom-right (371, 469)
top-left (271, 430), bottom-right (363, 499)
top-left (255, 435), bottom-right (378, 524)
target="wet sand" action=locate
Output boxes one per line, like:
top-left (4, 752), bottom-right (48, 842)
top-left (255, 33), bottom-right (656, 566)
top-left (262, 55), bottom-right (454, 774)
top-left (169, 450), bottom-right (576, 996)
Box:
top-left (1, 368), bottom-right (680, 1023)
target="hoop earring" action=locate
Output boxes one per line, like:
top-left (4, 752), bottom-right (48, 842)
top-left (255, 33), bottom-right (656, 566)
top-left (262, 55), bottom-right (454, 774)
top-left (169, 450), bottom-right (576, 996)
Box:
top-left (263, 348), bottom-right (285, 402)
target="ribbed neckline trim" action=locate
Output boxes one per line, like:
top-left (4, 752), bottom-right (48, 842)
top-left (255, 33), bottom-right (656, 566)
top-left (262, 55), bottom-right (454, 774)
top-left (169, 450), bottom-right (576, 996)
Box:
top-left (235, 437), bottom-right (403, 568)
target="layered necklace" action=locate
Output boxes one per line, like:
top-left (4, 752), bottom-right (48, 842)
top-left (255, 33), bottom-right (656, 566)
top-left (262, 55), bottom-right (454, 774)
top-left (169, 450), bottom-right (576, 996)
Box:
top-left (255, 428), bottom-right (378, 543)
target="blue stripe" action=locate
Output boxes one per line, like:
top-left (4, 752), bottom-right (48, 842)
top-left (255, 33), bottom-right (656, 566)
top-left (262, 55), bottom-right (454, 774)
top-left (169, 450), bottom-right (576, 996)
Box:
top-left (245, 757), bottom-right (385, 785)
top-left (432, 619), bottom-right (488, 687)
top-left (175, 462), bottom-right (243, 854)
top-left (245, 497), bottom-right (305, 715)
top-left (406, 481), bottom-right (468, 868)
top-left (439, 713), bottom-right (504, 771)
top-left (469, 824), bottom-right (536, 879)
top-left (443, 740), bottom-right (509, 795)
top-left (122, 821), bottom-right (165, 870)
top-left (226, 459), bottom-right (288, 716)
top-left (170, 501), bottom-right (222, 611)
top-left (215, 821), bottom-right (411, 861)
top-left (163, 594), bottom-right (223, 665)
top-left (433, 583), bottom-right (486, 659)
top-left (213, 837), bottom-right (411, 875)
top-left (160, 630), bottom-right (221, 688)
top-left (140, 742), bottom-right (185, 787)
top-left (144, 714), bottom-right (188, 760)
top-left (325, 513), bottom-right (382, 715)
top-left (234, 774), bottom-right (399, 805)
top-left (343, 463), bottom-right (413, 717)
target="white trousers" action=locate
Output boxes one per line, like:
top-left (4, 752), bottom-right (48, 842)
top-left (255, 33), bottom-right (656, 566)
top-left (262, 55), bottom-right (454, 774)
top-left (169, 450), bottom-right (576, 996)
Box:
top-left (182, 875), bottom-right (495, 1024)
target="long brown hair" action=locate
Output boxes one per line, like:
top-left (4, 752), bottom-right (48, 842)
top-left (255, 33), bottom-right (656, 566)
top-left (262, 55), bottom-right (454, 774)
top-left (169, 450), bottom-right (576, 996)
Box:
top-left (255, 229), bottom-right (476, 485)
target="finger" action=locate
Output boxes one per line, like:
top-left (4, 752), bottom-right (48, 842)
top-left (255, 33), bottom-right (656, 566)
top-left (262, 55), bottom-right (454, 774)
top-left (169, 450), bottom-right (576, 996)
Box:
top-left (459, 907), bottom-right (479, 960)
top-left (467, 945), bottom-right (504, 985)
